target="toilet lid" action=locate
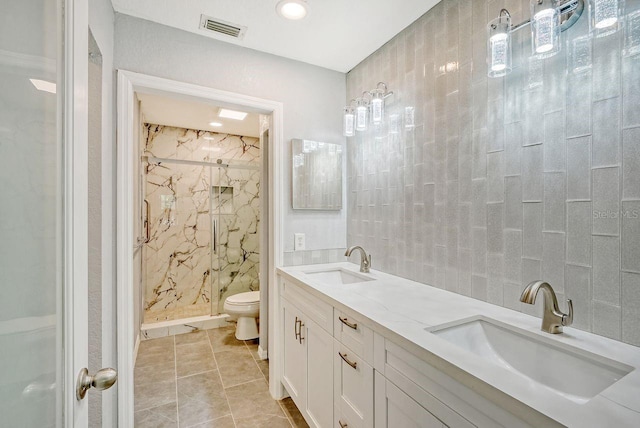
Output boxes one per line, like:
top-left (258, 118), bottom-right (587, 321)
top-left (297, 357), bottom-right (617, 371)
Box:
top-left (226, 291), bottom-right (260, 305)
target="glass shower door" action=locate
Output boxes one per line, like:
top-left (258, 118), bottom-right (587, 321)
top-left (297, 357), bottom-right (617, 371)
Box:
top-left (211, 164), bottom-right (261, 314)
top-left (144, 160), bottom-right (212, 322)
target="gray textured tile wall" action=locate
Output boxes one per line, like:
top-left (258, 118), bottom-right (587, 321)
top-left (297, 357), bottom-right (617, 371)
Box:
top-left (346, 0), bottom-right (640, 345)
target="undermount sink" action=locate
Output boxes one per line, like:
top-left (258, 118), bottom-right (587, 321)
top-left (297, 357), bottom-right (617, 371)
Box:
top-left (304, 268), bottom-right (375, 285)
top-left (428, 316), bottom-right (633, 404)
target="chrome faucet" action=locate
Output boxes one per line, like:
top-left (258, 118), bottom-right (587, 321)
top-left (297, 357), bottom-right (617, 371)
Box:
top-left (520, 281), bottom-right (573, 334)
top-left (345, 246), bottom-right (371, 273)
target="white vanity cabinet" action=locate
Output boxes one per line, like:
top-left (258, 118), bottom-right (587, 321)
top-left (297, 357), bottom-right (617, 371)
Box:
top-left (281, 281), bottom-right (334, 428)
top-left (333, 309), bottom-right (374, 428)
top-left (278, 271), bottom-right (550, 428)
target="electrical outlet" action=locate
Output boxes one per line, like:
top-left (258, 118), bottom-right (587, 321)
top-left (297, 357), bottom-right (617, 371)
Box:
top-left (294, 233), bottom-right (306, 251)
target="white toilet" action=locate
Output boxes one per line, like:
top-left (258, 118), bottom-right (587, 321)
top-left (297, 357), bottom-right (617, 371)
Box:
top-left (223, 290), bottom-right (260, 340)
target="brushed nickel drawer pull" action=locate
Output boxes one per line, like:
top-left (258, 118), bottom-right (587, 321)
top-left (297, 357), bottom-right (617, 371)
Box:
top-left (339, 316), bottom-right (358, 330)
top-left (339, 420), bottom-right (348, 428)
top-left (295, 316), bottom-right (300, 340)
top-left (339, 352), bottom-right (357, 370)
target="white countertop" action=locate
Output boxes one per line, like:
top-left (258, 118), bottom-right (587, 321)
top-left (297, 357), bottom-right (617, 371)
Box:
top-left (277, 262), bottom-right (640, 427)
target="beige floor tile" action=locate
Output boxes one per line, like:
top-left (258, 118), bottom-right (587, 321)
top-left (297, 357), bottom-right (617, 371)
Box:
top-left (135, 379), bottom-right (177, 412)
top-left (280, 398), bottom-right (308, 428)
top-left (135, 360), bottom-right (176, 386)
top-left (215, 350), bottom-right (263, 388)
top-left (225, 379), bottom-right (285, 422)
top-left (185, 415), bottom-right (236, 428)
top-left (134, 401), bottom-right (178, 428)
top-left (256, 359), bottom-right (269, 383)
top-left (234, 414), bottom-right (291, 428)
top-left (139, 336), bottom-right (174, 352)
top-left (208, 327), bottom-right (247, 353)
top-left (136, 339), bottom-right (176, 369)
top-left (176, 341), bottom-right (217, 378)
top-left (175, 330), bottom-right (209, 345)
top-left (177, 370), bottom-right (231, 427)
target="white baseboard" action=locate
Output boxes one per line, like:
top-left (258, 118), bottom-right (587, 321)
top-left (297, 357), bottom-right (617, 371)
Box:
top-left (257, 345), bottom-right (268, 360)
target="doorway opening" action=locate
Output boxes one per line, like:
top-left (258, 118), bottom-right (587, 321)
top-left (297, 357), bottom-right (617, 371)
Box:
top-left (137, 93), bottom-right (265, 337)
top-left (117, 71), bottom-right (283, 427)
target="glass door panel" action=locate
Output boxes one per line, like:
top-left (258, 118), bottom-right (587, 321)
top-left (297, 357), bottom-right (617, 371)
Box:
top-left (0, 0), bottom-right (62, 426)
top-left (144, 160), bottom-right (212, 322)
top-left (212, 165), bottom-right (260, 314)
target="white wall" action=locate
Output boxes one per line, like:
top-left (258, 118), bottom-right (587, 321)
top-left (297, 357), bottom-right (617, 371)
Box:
top-left (114, 13), bottom-right (347, 252)
top-left (88, 0), bottom-right (115, 426)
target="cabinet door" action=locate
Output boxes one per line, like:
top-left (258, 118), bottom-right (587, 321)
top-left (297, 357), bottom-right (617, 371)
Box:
top-left (334, 340), bottom-right (374, 428)
top-left (305, 317), bottom-right (334, 428)
top-left (375, 372), bottom-right (446, 428)
top-left (282, 298), bottom-right (306, 406)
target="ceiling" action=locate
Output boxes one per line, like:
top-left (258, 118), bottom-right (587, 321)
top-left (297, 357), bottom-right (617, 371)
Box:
top-left (110, 0), bottom-right (441, 73)
top-left (139, 93), bottom-right (261, 138)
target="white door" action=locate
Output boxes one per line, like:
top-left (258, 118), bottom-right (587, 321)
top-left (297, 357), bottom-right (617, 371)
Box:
top-left (0, 0), bottom-right (109, 426)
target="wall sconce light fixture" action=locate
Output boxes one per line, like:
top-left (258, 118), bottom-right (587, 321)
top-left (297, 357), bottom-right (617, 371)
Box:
top-left (487, 0), bottom-right (595, 78)
top-left (344, 82), bottom-right (394, 135)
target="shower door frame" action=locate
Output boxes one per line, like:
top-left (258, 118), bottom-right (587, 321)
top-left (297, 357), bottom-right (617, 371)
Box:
top-left (116, 70), bottom-right (285, 427)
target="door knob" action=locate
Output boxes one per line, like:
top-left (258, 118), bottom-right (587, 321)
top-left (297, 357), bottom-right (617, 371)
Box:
top-left (76, 367), bottom-right (117, 400)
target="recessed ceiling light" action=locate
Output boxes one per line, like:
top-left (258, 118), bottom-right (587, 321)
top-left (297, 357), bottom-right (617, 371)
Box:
top-left (29, 78), bottom-right (56, 94)
top-left (218, 108), bottom-right (248, 120)
top-left (209, 121), bottom-right (223, 127)
top-left (276, 0), bottom-right (308, 20)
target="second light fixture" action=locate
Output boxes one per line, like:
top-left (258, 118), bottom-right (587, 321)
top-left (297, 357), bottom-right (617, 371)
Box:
top-left (343, 82), bottom-right (393, 136)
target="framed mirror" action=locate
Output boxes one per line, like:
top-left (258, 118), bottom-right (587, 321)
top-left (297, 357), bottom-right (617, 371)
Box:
top-left (292, 139), bottom-right (343, 210)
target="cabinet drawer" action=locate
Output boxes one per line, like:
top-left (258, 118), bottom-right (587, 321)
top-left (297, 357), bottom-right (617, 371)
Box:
top-left (377, 339), bottom-right (544, 428)
top-left (281, 277), bottom-right (333, 334)
top-left (374, 371), bottom-right (446, 428)
top-left (333, 340), bottom-right (373, 428)
top-left (334, 309), bottom-right (373, 364)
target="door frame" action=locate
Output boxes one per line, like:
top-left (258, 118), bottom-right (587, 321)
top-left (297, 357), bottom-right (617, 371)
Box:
top-left (116, 70), bottom-right (284, 426)
top-left (63, 0), bottom-right (90, 425)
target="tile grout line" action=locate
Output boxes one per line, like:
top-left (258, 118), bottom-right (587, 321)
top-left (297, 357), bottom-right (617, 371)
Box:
top-left (207, 330), bottom-right (238, 428)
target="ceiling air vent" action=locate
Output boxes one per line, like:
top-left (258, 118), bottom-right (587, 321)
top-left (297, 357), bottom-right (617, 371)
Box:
top-left (199, 15), bottom-right (247, 39)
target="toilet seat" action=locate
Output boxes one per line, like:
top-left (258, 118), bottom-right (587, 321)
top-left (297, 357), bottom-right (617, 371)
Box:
top-left (225, 290), bottom-right (260, 305)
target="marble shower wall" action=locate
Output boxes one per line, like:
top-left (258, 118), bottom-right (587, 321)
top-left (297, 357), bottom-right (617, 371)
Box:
top-left (143, 124), bottom-right (260, 323)
top-left (346, 0), bottom-right (640, 345)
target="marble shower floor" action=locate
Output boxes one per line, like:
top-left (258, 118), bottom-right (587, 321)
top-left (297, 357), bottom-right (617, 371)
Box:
top-left (134, 327), bottom-right (308, 428)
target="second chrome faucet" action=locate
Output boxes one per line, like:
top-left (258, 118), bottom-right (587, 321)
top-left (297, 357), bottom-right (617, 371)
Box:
top-left (345, 246), bottom-right (371, 273)
top-left (520, 281), bottom-right (573, 334)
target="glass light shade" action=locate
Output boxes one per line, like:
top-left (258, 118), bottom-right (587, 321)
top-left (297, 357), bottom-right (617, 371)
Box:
top-left (588, 0), bottom-right (623, 37)
top-left (355, 99), bottom-right (369, 132)
top-left (487, 15), bottom-right (512, 78)
top-left (370, 91), bottom-right (385, 125)
top-left (343, 107), bottom-right (355, 137)
top-left (531, 0), bottom-right (561, 58)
